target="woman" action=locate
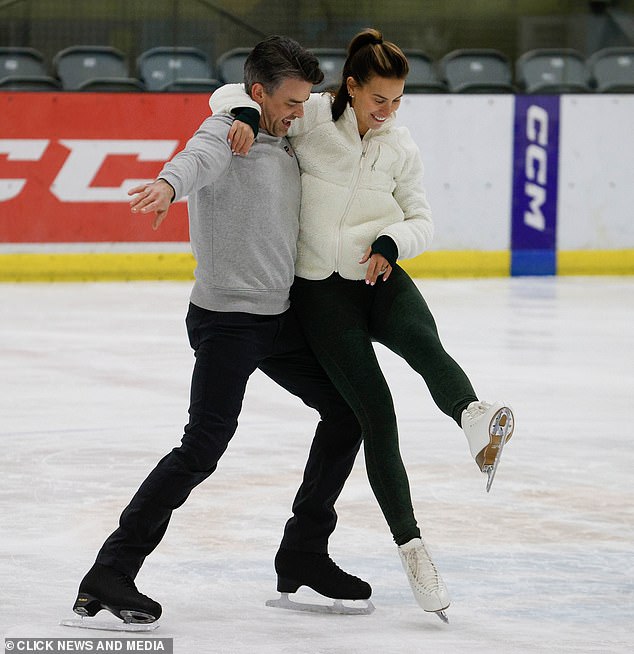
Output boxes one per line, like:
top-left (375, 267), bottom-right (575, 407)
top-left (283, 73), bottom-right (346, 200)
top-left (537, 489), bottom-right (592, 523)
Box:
top-left (210, 28), bottom-right (514, 622)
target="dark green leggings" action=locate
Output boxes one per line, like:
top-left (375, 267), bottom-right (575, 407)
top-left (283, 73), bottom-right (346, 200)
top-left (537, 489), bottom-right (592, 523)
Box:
top-left (290, 266), bottom-right (477, 545)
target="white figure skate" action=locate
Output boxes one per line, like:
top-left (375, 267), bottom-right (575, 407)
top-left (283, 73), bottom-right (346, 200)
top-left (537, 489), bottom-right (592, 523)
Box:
top-left (462, 401), bottom-right (514, 492)
top-left (398, 537), bottom-right (450, 623)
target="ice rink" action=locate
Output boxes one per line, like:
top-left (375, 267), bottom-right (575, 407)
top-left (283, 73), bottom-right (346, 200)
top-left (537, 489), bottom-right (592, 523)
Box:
top-left (1, 276), bottom-right (632, 653)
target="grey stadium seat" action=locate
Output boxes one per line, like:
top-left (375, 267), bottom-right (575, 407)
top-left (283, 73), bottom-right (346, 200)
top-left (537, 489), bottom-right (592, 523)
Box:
top-left (216, 47), bottom-right (251, 84)
top-left (0, 76), bottom-right (61, 90)
top-left (53, 45), bottom-right (144, 91)
top-left (439, 49), bottom-right (514, 93)
top-left (137, 47), bottom-right (220, 92)
top-left (1, 47), bottom-right (48, 77)
top-left (0, 47), bottom-right (60, 90)
top-left (516, 48), bottom-right (591, 94)
top-left (588, 47), bottom-right (634, 93)
top-left (403, 50), bottom-right (446, 93)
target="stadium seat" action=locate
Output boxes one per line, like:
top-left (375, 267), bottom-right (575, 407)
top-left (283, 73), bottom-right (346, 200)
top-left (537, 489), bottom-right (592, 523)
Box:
top-left (216, 47), bottom-right (251, 84)
top-left (74, 78), bottom-right (145, 92)
top-left (158, 79), bottom-right (221, 93)
top-left (0, 47), bottom-right (60, 89)
top-left (587, 47), bottom-right (634, 93)
top-left (439, 49), bottom-right (514, 93)
top-left (516, 48), bottom-right (592, 93)
top-left (403, 50), bottom-right (446, 93)
top-left (0, 47), bottom-right (48, 78)
top-left (137, 47), bottom-right (220, 92)
top-left (53, 45), bottom-right (143, 91)
top-left (0, 76), bottom-right (61, 90)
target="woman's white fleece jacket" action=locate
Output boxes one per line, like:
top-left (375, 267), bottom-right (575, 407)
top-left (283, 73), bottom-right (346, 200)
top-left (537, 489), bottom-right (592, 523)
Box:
top-left (209, 87), bottom-right (434, 281)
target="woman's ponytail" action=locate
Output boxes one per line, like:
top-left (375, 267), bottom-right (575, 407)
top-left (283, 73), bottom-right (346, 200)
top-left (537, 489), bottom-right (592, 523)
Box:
top-left (330, 28), bottom-right (408, 121)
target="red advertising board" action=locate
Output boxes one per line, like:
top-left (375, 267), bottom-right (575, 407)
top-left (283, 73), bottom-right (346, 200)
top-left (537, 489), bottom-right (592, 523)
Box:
top-left (0, 93), bottom-right (211, 243)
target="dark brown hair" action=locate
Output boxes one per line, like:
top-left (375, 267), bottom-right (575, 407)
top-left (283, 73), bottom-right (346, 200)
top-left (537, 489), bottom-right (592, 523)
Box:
top-left (244, 35), bottom-right (324, 94)
top-left (331, 28), bottom-right (409, 121)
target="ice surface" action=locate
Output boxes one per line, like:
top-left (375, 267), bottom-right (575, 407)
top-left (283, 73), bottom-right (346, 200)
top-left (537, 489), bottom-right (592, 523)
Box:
top-left (1, 277), bottom-right (632, 653)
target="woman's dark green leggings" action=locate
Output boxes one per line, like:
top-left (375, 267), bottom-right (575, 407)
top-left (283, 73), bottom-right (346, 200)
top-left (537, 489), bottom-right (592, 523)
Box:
top-left (290, 266), bottom-right (478, 545)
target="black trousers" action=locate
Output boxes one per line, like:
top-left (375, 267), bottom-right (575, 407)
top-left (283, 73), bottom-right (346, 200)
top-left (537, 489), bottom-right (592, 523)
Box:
top-left (96, 303), bottom-right (362, 579)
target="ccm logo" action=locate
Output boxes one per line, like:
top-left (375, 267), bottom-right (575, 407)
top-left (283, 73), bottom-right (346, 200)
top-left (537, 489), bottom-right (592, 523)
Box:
top-left (0, 139), bottom-right (180, 202)
top-left (523, 105), bottom-right (550, 232)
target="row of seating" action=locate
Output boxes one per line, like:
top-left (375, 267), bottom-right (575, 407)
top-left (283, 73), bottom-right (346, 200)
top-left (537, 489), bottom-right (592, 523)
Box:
top-left (1, 45), bottom-right (633, 94)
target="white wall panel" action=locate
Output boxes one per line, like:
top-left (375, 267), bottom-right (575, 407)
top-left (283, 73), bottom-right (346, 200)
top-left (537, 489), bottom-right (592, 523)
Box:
top-left (558, 95), bottom-right (634, 249)
top-left (399, 95), bottom-right (515, 251)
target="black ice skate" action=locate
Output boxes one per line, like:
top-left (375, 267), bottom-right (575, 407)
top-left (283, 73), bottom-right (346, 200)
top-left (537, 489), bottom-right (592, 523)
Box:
top-left (61, 563), bottom-right (162, 632)
top-left (266, 549), bottom-right (374, 615)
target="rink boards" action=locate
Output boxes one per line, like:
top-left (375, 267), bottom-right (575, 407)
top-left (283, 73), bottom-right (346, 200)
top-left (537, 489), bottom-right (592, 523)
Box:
top-left (1, 92), bottom-right (633, 280)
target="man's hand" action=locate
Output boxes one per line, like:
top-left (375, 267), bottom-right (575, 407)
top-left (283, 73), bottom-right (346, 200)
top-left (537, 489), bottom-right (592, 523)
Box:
top-left (227, 120), bottom-right (255, 156)
top-left (359, 247), bottom-right (392, 286)
top-left (128, 179), bottom-right (175, 230)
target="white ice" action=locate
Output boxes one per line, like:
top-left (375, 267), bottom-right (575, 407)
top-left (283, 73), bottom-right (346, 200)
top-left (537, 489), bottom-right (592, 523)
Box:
top-left (1, 277), bottom-right (633, 653)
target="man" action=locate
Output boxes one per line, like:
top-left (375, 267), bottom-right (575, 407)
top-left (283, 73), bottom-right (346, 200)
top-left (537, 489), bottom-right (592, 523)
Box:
top-left (72, 35), bottom-right (370, 624)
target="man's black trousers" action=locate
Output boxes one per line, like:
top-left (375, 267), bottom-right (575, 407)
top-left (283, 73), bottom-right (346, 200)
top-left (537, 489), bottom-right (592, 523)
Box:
top-left (96, 303), bottom-right (362, 579)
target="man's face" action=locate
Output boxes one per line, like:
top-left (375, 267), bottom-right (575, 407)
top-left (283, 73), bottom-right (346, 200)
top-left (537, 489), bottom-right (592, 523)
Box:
top-left (251, 77), bottom-right (312, 137)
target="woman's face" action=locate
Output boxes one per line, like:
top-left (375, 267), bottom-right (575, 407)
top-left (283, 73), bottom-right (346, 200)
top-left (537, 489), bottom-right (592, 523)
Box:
top-left (347, 75), bottom-right (405, 136)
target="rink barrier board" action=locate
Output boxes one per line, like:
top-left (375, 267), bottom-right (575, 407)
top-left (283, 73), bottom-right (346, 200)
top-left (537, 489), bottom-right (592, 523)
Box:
top-left (556, 249), bottom-right (634, 276)
top-left (2, 92), bottom-right (633, 280)
top-left (0, 252), bottom-right (196, 282)
top-left (0, 250), bottom-right (508, 282)
top-left (0, 248), bottom-right (632, 282)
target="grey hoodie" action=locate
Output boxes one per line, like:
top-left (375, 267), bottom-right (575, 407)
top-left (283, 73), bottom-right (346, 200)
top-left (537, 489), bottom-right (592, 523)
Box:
top-left (159, 114), bottom-right (301, 315)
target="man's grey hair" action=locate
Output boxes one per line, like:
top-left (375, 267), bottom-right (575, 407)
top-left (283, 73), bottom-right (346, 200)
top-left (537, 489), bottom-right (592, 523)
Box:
top-left (243, 35), bottom-right (324, 94)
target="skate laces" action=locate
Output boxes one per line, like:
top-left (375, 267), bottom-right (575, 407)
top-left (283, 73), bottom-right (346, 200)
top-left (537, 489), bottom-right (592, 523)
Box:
top-left (464, 401), bottom-right (491, 422)
top-left (321, 555), bottom-right (353, 579)
top-left (115, 572), bottom-right (154, 600)
top-left (403, 544), bottom-right (443, 593)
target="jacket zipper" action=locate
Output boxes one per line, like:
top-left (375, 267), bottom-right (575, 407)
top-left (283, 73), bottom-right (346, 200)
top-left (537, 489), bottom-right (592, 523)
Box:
top-left (334, 136), bottom-right (371, 273)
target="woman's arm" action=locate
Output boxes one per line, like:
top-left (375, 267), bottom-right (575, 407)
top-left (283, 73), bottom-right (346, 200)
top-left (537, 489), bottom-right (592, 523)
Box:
top-left (209, 84), bottom-right (333, 149)
top-left (209, 83), bottom-right (259, 115)
top-left (377, 130), bottom-right (434, 261)
top-left (208, 84), bottom-right (259, 155)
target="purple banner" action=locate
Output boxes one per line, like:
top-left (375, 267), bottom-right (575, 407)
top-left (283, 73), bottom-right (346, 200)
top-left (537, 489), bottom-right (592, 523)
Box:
top-left (511, 95), bottom-right (561, 275)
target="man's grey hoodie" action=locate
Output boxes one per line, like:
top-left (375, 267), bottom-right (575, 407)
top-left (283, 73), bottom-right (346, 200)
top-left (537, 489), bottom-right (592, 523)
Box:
top-left (159, 114), bottom-right (301, 315)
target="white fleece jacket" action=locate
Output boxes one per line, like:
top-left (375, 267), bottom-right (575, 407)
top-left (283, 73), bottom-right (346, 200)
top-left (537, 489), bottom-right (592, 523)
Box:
top-left (209, 86), bottom-right (434, 280)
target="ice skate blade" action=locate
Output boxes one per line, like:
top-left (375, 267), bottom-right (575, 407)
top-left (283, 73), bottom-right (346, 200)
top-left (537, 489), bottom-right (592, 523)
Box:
top-left (266, 593), bottom-right (375, 615)
top-left (483, 407), bottom-right (514, 493)
top-left (483, 429), bottom-right (508, 492)
top-left (434, 610), bottom-right (449, 624)
top-left (60, 618), bottom-right (159, 632)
